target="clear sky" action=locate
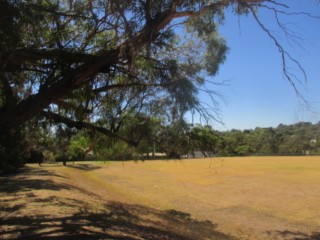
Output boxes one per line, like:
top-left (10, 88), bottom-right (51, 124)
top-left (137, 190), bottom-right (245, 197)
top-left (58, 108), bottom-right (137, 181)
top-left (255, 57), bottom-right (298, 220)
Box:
top-left (202, 1), bottom-right (320, 131)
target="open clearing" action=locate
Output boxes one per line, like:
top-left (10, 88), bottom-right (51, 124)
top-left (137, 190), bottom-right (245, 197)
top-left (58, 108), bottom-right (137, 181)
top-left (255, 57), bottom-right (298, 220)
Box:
top-left (1, 156), bottom-right (320, 239)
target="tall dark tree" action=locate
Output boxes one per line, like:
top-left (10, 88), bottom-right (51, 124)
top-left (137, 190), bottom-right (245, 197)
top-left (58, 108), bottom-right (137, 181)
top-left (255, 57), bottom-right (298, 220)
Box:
top-left (0, 0), bottom-right (316, 171)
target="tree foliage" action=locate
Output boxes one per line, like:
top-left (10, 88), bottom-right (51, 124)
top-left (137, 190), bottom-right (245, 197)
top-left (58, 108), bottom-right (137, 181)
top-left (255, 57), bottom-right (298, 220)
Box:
top-left (189, 125), bottom-right (219, 156)
top-left (217, 122), bottom-right (320, 156)
top-left (0, 0), bottom-right (317, 172)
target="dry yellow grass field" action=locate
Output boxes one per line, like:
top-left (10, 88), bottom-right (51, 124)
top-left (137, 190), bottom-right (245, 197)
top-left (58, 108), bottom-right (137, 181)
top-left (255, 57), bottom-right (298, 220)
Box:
top-left (1, 156), bottom-right (320, 239)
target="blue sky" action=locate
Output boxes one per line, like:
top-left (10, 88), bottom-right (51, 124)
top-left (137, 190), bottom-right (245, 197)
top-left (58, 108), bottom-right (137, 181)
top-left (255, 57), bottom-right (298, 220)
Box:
top-left (203, 1), bottom-right (320, 131)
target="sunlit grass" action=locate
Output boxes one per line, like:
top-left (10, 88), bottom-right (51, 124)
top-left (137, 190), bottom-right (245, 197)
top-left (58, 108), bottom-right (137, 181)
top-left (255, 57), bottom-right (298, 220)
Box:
top-left (36, 156), bottom-right (320, 237)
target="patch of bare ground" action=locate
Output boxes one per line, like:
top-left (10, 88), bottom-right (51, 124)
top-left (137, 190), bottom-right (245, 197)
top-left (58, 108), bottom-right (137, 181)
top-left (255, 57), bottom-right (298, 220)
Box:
top-left (0, 164), bottom-right (233, 240)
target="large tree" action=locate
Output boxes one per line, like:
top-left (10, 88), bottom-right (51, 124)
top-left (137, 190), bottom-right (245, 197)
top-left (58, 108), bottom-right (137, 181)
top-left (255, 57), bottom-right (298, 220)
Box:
top-left (0, 0), bottom-right (316, 171)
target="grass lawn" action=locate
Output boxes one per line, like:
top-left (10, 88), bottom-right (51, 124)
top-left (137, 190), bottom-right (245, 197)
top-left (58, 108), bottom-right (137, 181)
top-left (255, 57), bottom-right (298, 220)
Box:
top-left (1, 156), bottom-right (320, 239)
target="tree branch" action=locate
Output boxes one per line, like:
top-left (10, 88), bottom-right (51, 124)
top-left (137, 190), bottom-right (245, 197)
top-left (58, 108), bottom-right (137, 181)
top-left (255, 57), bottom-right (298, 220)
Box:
top-left (1, 49), bottom-right (97, 71)
top-left (42, 111), bottom-right (138, 147)
top-left (248, 6), bottom-right (308, 103)
top-left (0, 0), bottom-right (273, 131)
top-left (92, 82), bottom-right (161, 94)
top-left (0, 75), bottom-right (16, 109)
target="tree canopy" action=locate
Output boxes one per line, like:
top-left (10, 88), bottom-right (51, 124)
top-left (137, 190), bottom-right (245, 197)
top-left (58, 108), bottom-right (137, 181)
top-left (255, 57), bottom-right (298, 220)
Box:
top-left (0, 0), bottom-right (317, 172)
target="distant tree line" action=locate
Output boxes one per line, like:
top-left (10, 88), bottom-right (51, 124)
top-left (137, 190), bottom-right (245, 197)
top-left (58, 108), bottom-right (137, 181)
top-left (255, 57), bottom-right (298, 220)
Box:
top-left (154, 121), bottom-right (320, 157)
top-left (17, 121), bottom-right (320, 166)
top-left (2, 116), bottom-right (320, 174)
top-left (216, 122), bottom-right (320, 156)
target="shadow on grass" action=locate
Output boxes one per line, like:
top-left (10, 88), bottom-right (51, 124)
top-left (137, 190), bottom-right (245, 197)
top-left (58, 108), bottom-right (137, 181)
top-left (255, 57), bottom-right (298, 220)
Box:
top-left (1, 201), bottom-right (235, 240)
top-left (0, 167), bottom-right (70, 194)
top-left (266, 230), bottom-right (320, 240)
top-left (67, 163), bottom-right (102, 171)
top-left (0, 167), bottom-right (235, 240)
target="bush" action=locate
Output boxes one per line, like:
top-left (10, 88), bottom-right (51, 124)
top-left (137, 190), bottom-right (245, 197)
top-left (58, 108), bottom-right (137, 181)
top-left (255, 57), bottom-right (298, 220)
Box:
top-left (43, 150), bottom-right (55, 163)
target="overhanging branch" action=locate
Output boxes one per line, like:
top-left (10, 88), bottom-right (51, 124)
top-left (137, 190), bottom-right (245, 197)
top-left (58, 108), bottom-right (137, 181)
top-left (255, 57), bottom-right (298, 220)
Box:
top-left (2, 49), bottom-right (98, 71)
top-left (248, 6), bottom-right (308, 103)
top-left (42, 111), bottom-right (138, 147)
